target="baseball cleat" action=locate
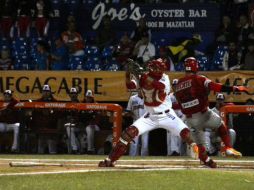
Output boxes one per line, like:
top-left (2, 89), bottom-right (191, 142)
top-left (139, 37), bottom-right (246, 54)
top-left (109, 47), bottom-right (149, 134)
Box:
top-left (204, 159), bottom-right (217, 168)
top-left (98, 158), bottom-right (115, 167)
top-left (189, 143), bottom-right (199, 159)
top-left (220, 147), bottom-right (242, 158)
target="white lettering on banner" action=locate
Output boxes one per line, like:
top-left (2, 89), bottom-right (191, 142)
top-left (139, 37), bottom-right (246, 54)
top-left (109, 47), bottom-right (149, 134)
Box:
top-left (91, 2), bottom-right (145, 30)
top-left (86, 105), bottom-right (108, 110)
top-left (181, 99), bottom-right (199, 108)
top-left (166, 21), bottom-right (194, 28)
top-left (150, 9), bottom-right (185, 18)
top-left (147, 21), bottom-right (194, 28)
top-left (188, 9), bottom-right (207, 17)
top-left (45, 103), bottom-right (66, 108)
top-left (246, 107), bottom-right (254, 112)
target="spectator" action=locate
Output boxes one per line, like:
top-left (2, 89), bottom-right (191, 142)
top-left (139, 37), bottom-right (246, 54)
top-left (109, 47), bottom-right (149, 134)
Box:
top-left (33, 0), bottom-right (51, 38)
top-left (241, 39), bottom-right (254, 70)
top-left (236, 14), bottom-right (252, 56)
top-left (61, 18), bottom-right (85, 56)
top-left (168, 33), bottom-right (203, 64)
top-left (95, 15), bottom-right (117, 51)
top-left (215, 15), bottom-right (237, 46)
top-left (222, 40), bottom-right (242, 70)
top-left (130, 17), bottom-right (151, 44)
top-left (115, 33), bottom-right (135, 70)
top-left (50, 34), bottom-right (68, 70)
top-left (0, 0), bottom-right (16, 39)
top-left (31, 84), bottom-right (59, 154)
top-left (16, 0), bottom-right (33, 38)
top-left (34, 40), bottom-right (50, 70)
top-left (125, 90), bottom-right (149, 156)
top-left (0, 48), bottom-right (13, 70)
top-left (132, 31), bottom-right (155, 66)
top-left (0, 90), bottom-right (20, 153)
top-left (65, 87), bottom-right (86, 154)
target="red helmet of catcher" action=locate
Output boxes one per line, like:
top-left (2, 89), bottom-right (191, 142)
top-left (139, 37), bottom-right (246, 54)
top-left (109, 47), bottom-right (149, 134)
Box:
top-left (184, 57), bottom-right (199, 73)
top-left (148, 58), bottom-right (167, 77)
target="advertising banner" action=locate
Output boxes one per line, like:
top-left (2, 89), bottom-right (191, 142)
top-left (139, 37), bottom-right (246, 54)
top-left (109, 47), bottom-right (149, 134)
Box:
top-left (0, 71), bottom-right (253, 102)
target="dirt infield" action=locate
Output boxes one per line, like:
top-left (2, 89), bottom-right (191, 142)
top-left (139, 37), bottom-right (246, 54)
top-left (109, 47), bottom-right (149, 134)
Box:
top-left (0, 156), bottom-right (253, 176)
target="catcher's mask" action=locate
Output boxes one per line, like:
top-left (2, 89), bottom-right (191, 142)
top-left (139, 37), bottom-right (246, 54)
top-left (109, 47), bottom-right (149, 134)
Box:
top-left (184, 57), bottom-right (199, 73)
top-left (148, 58), bottom-right (167, 78)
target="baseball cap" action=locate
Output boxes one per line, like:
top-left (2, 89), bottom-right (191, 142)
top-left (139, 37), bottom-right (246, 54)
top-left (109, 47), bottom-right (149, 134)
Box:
top-left (4, 89), bottom-right (12, 95)
top-left (70, 87), bottom-right (78, 94)
top-left (216, 93), bottom-right (225, 100)
top-left (172, 79), bottom-right (179, 86)
top-left (85, 90), bottom-right (94, 97)
top-left (42, 84), bottom-right (51, 91)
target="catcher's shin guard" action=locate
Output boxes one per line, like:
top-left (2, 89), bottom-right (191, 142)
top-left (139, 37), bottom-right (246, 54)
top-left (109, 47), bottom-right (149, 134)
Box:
top-left (180, 128), bottom-right (193, 145)
top-left (98, 126), bottom-right (138, 167)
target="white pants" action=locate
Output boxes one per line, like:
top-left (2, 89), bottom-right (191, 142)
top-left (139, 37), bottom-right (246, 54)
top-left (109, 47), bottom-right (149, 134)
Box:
top-left (186, 109), bottom-right (221, 146)
top-left (167, 131), bottom-right (181, 155)
top-left (133, 108), bottom-right (187, 141)
top-left (129, 132), bottom-right (149, 156)
top-left (38, 136), bottom-right (57, 154)
top-left (0, 123), bottom-right (20, 150)
top-left (86, 124), bottom-right (100, 152)
top-left (66, 125), bottom-right (87, 153)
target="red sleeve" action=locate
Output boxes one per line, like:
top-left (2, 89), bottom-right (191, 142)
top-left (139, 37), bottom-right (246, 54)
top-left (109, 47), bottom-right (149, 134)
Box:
top-left (208, 81), bottom-right (223, 92)
top-left (126, 80), bottom-right (137, 89)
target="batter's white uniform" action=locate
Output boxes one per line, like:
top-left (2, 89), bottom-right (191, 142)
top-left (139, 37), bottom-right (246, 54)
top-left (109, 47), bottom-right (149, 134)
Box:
top-left (126, 94), bottom-right (149, 156)
top-left (132, 74), bottom-right (188, 141)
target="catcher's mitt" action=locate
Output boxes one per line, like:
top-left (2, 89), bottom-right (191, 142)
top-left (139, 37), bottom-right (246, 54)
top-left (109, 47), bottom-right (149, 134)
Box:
top-left (125, 58), bottom-right (145, 77)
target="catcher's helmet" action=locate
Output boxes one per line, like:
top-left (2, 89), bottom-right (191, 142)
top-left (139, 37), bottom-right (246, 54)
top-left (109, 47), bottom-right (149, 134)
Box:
top-left (148, 58), bottom-right (167, 77)
top-left (184, 57), bottom-right (199, 72)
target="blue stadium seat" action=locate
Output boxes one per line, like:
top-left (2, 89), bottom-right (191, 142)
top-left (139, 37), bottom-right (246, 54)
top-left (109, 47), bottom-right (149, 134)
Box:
top-left (210, 45), bottom-right (228, 71)
top-left (84, 45), bottom-right (100, 59)
top-left (196, 55), bottom-right (210, 71)
top-left (174, 62), bottom-right (185, 71)
top-left (103, 58), bottom-right (120, 71)
top-left (69, 55), bottom-right (85, 70)
top-left (101, 46), bottom-right (114, 59)
top-left (84, 57), bottom-right (102, 71)
top-left (0, 38), bottom-right (11, 51)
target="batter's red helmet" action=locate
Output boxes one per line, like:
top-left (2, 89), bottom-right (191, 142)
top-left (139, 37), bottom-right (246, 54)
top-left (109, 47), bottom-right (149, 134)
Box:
top-left (184, 57), bottom-right (199, 72)
top-left (148, 58), bottom-right (167, 77)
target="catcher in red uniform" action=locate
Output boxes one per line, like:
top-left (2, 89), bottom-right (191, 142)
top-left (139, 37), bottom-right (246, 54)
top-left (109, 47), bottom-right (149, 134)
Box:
top-left (98, 58), bottom-right (198, 167)
top-left (174, 57), bottom-right (248, 168)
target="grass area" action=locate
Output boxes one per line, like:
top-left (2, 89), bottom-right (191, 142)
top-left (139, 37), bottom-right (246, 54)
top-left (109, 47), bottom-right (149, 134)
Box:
top-left (0, 170), bottom-right (253, 190)
top-left (0, 155), bottom-right (253, 190)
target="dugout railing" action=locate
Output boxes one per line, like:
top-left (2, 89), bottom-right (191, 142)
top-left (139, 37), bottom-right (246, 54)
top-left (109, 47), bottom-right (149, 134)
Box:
top-left (0, 102), bottom-right (123, 147)
top-left (220, 105), bottom-right (254, 126)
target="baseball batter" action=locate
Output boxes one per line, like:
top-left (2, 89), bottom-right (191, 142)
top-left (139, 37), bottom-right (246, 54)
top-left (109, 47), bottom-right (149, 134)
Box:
top-left (98, 58), bottom-right (198, 167)
top-left (174, 57), bottom-right (247, 168)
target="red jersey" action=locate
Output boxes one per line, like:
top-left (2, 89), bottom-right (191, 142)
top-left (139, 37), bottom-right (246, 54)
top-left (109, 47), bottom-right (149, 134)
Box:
top-left (0, 97), bottom-right (19, 124)
top-left (174, 74), bottom-right (211, 115)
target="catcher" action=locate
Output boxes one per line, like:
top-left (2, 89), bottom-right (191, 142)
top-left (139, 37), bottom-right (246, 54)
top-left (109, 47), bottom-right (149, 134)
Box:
top-left (98, 58), bottom-right (198, 167)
